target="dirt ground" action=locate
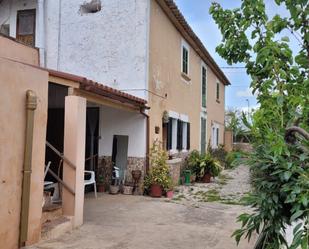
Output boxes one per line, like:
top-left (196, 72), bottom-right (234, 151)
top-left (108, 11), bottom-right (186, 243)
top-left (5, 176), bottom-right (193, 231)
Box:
top-left (32, 192), bottom-right (255, 249)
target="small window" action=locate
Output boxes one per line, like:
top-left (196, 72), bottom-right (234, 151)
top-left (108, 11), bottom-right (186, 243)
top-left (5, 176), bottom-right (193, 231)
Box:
top-left (216, 82), bottom-right (220, 100)
top-left (16, 9), bottom-right (36, 46)
top-left (202, 66), bottom-right (207, 108)
top-left (0, 24), bottom-right (10, 36)
top-left (181, 41), bottom-right (189, 75)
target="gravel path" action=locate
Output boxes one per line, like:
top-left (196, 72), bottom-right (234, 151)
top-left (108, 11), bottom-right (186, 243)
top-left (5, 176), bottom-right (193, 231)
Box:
top-left (170, 164), bottom-right (251, 206)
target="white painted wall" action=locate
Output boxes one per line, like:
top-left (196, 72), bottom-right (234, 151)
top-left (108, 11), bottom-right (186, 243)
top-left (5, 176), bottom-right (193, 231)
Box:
top-left (99, 105), bottom-right (146, 158)
top-left (51, 0), bottom-right (150, 100)
top-left (1, 0), bottom-right (150, 99)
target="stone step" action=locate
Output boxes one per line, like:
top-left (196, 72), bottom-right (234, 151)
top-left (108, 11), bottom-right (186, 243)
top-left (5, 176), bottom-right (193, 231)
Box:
top-left (41, 204), bottom-right (63, 224)
top-left (41, 216), bottom-right (73, 241)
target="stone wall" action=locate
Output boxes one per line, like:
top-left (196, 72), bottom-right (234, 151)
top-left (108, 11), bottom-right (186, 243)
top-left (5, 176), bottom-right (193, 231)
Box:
top-left (167, 158), bottom-right (182, 186)
top-left (233, 143), bottom-right (253, 153)
top-left (97, 156), bottom-right (146, 190)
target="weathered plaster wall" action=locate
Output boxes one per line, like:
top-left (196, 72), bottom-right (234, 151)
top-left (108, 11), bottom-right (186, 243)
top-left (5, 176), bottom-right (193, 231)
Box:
top-left (47, 0), bottom-right (150, 100)
top-left (0, 0), bottom-right (37, 40)
top-left (148, 1), bottom-right (226, 152)
top-left (206, 68), bottom-right (225, 146)
top-left (0, 35), bottom-right (39, 65)
top-left (99, 105), bottom-right (146, 158)
top-left (0, 55), bottom-right (48, 247)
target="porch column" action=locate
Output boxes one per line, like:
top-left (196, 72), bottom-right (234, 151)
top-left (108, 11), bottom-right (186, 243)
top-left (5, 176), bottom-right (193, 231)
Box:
top-left (63, 96), bottom-right (86, 227)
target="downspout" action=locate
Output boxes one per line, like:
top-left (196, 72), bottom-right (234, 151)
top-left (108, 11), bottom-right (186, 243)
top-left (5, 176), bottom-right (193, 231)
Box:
top-left (140, 108), bottom-right (150, 173)
top-left (19, 90), bottom-right (37, 248)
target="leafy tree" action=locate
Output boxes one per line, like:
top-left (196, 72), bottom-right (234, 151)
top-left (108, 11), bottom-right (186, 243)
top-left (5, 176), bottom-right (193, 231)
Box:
top-left (210, 1), bottom-right (309, 248)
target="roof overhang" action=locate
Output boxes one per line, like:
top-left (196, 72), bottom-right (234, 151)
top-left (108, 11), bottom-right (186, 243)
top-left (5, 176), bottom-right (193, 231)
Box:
top-left (48, 69), bottom-right (148, 111)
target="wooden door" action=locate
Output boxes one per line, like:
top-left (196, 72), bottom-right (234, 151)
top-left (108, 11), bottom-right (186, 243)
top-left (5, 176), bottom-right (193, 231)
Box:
top-left (16, 9), bottom-right (36, 46)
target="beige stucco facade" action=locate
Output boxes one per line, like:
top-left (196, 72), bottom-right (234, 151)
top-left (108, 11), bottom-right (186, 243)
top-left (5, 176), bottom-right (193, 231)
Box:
top-left (148, 0), bottom-right (226, 152)
top-left (0, 36), bottom-right (48, 248)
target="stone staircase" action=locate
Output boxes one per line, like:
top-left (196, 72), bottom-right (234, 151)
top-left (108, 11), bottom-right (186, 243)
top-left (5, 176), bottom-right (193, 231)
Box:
top-left (41, 204), bottom-right (73, 240)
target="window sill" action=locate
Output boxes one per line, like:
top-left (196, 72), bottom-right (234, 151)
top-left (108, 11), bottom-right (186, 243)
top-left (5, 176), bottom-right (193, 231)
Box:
top-left (216, 99), bottom-right (220, 104)
top-left (181, 72), bottom-right (191, 82)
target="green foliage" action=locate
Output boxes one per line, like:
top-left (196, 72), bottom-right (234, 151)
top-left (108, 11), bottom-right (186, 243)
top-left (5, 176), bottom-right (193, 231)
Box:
top-left (186, 150), bottom-right (223, 179)
top-left (210, 0), bottom-right (309, 248)
top-left (208, 144), bottom-right (228, 168)
top-left (144, 140), bottom-right (172, 191)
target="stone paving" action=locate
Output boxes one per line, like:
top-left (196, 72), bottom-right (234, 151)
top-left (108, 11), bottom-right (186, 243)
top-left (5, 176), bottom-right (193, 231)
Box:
top-left (171, 164), bottom-right (251, 206)
top-left (30, 165), bottom-right (255, 249)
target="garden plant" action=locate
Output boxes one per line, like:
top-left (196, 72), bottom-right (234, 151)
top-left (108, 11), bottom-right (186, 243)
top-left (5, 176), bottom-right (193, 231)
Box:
top-left (210, 0), bottom-right (309, 248)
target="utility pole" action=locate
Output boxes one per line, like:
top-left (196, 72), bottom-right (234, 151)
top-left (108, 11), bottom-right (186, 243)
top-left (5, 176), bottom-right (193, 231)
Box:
top-left (246, 99), bottom-right (250, 121)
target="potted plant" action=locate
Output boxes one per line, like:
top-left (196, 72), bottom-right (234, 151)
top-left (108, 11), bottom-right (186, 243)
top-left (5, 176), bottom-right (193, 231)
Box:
top-left (144, 140), bottom-right (172, 198)
top-left (198, 154), bottom-right (222, 183)
top-left (165, 178), bottom-right (174, 198)
top-left (186, 150), bottom-right (200, 183)
top-left (97, 174), bottom-right (105, 192)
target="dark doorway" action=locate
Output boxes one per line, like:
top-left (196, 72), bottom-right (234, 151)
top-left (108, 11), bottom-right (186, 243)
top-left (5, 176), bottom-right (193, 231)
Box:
top-left (111, 135), bottom-right (129, 182)
top-left (85, 107), bottom-right (100, 172)
top-left (45, 83), bottom-right (68, 181)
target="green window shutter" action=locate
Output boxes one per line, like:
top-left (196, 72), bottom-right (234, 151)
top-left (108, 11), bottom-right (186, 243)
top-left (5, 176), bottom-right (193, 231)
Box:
top-left (177, 120), bottom-right (183, 150)
top-left (216, 82), bottom-right (220, 100)
top-left (167, 118), bottom-right (173, 150)
top-left (187, 123), bottom-right (190, 150)
top-left (201, 118), bottom-right (206, 154)
top-left (182, 47), bottom-right (188, 74)
top-left (202, 66), bottom-right (207, 108)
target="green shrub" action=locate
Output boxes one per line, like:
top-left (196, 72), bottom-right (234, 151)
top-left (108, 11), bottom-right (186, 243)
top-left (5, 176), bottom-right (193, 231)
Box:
top-left (144, 140), bottom-right (172, 191)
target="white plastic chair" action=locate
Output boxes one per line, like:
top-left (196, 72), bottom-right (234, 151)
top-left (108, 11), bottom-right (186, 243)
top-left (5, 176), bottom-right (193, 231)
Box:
top-left (84, 170), bottom-right (97, 198)
top-left (44, 161), bottom-right (60, 202)
top-left (111, 166), bottom-right (120, 185)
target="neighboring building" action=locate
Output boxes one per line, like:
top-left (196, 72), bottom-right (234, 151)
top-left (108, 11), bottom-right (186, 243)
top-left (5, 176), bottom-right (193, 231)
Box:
top-left (0, 0), bottom-right (229, 167)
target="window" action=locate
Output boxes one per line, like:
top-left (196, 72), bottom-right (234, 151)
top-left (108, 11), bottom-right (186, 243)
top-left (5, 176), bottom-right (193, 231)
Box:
top-left (216, 81), bottom-right (220, 100)
top-left (181, 41), bottom-right (189, 75)
top-left (201, 117), bottom-right (207, 154)
top-left (211, 124), bottom-right (219, 148)
top-left (182, 46), bottom-right (188, 74)
top-left (202, 66), bottom-right (207, 108)
top-left (16, 9), bottom-right (36, 46)
top-left (166, 118), bottom-right (190, 151)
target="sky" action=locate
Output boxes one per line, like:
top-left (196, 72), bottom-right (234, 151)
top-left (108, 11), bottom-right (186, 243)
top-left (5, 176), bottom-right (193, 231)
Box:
top-left (174, 0), bottom-right (299, 112)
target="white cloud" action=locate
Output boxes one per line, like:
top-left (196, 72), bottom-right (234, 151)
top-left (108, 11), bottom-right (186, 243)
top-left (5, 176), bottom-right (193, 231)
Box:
top-left (236, 87), bottom-right (255, 97)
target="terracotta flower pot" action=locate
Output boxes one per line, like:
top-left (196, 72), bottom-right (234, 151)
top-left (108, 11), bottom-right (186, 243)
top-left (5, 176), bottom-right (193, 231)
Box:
top-left (97, 184), bottom-right (105, 193)
top-left (202, 173), bottom-right (212, 183)
top-left (150, 184), bottom-right (162, 198)
top-left (166, 190), bottom-right (174, 198)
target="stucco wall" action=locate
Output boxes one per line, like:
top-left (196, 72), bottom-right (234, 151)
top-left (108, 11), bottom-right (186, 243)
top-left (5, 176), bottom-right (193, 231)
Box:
top-left (0, 57), bottom-right (48, 248)
top-left (148, 0), bottom-right (226, 151)
top-left (0, 35), bottom-right (39, 65)
top-left (206, 68), bottom-right (225, 146)
top-left (46, 0), bottom-right (150, 100)
top-left (99, 105), bottom-right (146, 158)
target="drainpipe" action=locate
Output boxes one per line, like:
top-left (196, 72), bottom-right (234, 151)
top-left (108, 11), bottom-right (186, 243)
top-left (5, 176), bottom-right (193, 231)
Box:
top-left (140, 108), bottom-right (150, 173)
top-left (37, 0), bottom-right (45, 67)
top-left (19, 90), bottom-right (37, 248)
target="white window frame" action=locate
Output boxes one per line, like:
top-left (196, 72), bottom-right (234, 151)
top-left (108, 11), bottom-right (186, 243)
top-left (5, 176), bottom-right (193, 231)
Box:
top-left (168, 110), bottom-right (189, 153)
top-left (181, 39), bottom-right (190, 76)
top-left (211, 122), bottom-right (220, 149)
top-left (201, 61), bottom-right (207, 110)
top-left (182, 122), bottom-right (188, 151)
top-left (200, 112), bottom-right (207, 152)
